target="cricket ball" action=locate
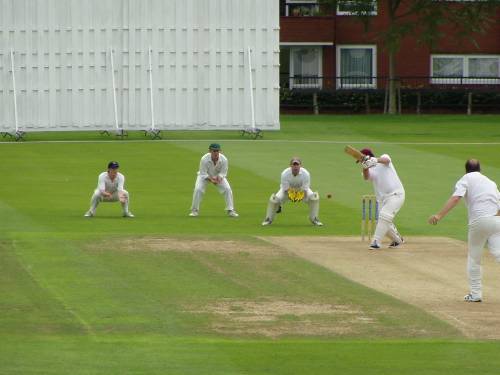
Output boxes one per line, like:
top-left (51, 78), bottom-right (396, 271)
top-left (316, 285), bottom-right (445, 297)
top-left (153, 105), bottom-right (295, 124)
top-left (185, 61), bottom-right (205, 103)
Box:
top-left (327, 193), bottom-right (332, 199)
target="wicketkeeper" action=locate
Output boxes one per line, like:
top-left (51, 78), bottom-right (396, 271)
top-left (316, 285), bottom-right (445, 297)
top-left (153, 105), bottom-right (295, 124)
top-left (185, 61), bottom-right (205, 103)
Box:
top-left (84, 161), bottom-right (134, 218)
top-left (262, 157), bottom-right (323, 226)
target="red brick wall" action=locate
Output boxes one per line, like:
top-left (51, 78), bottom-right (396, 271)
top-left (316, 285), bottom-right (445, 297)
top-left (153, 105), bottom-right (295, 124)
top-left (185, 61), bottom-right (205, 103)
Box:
top-left (281, 4), bottom-right (500, 83)
top-left (280, 16), bottom-right (335, 43)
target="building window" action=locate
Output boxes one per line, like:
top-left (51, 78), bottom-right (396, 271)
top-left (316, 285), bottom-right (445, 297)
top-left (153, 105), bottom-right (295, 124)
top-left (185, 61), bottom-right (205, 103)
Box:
top-left (431, 55), bottom-right (500, 84)
top-left (337, 45), bottom-right (377, 88)
top-left (290, 47), bottom-right (323, 89)
top-left (285, 0), bottom-right (320, 16)
top-left (337, 0), bottom-right (377, 16)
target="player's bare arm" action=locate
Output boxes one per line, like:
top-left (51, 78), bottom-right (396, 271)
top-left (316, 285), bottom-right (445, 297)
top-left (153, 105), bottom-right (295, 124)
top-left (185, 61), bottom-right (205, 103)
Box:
top-left (362, 168), bottom-right (370, 180)
top-left (428, 195), bottom-right (462, 225)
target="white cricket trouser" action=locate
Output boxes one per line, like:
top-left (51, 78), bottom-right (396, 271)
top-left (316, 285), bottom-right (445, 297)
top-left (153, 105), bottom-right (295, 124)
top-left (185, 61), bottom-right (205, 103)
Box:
top-left (90, 189), bottom-right (130, 214)
top-left (190, 176), bottom-right (234, 212)
top-left (467, 216), bottom-right (500, 299)
top-left (265, 188), bottom-right (319, 223)
top-left (373, 191), bottom-right (405, 243)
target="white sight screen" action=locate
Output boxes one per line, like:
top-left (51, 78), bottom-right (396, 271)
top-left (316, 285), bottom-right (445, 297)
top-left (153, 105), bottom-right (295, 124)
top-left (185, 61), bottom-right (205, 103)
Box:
top-left (0, 0), bottom-right (280, 132)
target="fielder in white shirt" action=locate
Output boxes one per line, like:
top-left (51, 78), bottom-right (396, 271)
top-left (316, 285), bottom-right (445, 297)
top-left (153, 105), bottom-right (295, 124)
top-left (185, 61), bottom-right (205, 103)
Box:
top-left (360, 148), bottom-right (405, 249)
top-left (429, 159), bottom-right (500, 302)
top-left (84, 161), bottom-right (134, 218)
top-left (189, 143), bottom-right (239, 217)
top-left (262, 157), bottom-right (323, 226)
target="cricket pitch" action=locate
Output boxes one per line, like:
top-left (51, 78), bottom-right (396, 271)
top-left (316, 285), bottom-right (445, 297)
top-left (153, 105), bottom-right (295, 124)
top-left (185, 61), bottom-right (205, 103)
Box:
top-left (261, 236), bottom-right (500, 340)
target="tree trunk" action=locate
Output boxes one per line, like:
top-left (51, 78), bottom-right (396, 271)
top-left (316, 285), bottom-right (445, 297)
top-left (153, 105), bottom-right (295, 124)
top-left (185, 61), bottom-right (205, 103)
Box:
top-left (467, 92), bottom-right (472, 115)
top-left (313, 92), bottom-right (319, 115)
top-left (388, 51), bottom-right (397, 115)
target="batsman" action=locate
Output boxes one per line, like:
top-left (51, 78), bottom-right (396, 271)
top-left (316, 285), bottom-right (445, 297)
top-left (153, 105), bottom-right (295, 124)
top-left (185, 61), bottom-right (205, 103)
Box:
top-left (262, 157), bottom-right (323, 226)
top-left (346, 146), bottom-right (405, 249)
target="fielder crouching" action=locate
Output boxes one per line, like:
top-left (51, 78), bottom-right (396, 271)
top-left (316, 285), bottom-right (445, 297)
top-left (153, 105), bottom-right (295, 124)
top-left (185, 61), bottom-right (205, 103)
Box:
top-left (262, 157), bottom-right (323, 226)
top-left (360, 148), bottom-right (404, 249)
top-left (84, 161), bottom-right (134, 218)
top-left (189, 143), bottom-right (239, 218)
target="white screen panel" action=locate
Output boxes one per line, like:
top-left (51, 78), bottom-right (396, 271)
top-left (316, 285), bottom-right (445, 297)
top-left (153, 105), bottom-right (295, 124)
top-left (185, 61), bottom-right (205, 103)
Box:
top-left (0, 0), bottom-right (280, 132)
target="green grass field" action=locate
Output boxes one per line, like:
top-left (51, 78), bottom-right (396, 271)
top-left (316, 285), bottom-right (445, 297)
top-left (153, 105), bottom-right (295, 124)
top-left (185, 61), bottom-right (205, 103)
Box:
top-left (2, 115), bottom-right (500, 374)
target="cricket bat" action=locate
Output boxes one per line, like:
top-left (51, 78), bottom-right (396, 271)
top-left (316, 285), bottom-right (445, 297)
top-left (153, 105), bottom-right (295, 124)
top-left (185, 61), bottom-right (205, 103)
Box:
top-left (344, 145), bottom-right (365, 162)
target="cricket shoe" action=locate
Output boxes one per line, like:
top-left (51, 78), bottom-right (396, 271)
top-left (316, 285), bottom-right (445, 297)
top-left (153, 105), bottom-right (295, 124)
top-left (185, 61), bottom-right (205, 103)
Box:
top-left (84, 210), bottom-right (94, 217)
top-left (227, 210), bottom-right (239, 218)
top-left (262, 218), bottom-right (272, 226)
top-left (189, 209), bottom-right (199, 217)
top-left (464, 293), bottom-right (482, 302)
top-left (311, 218), bottom-right (323, 226)
top-left (123, 212), bottom-right (135, 218)
top-left (389, 237), bottom-right (404, 248)
top-left (369, 240), bottom-right (381, 250)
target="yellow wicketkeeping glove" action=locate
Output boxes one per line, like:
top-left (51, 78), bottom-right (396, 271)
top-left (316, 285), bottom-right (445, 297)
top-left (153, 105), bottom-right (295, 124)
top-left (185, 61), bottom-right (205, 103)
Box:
top-left (288, 188), bottom-right (305, 202)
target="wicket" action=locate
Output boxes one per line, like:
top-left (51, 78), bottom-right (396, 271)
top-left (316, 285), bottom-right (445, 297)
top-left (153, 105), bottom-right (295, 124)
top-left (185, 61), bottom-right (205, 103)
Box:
top-left (361, 195), bottom-right (378, 241)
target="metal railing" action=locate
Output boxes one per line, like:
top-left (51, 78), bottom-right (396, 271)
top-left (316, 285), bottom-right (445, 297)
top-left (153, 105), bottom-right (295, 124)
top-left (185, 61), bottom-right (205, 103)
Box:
top-left (280, 75), bottom-right (500, 91)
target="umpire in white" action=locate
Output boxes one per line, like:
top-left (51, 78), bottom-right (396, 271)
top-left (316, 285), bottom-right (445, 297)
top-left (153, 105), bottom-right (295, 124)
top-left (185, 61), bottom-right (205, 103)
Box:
top-left (84, 161), bottom-right (134, 218)
top-left (262, 157), bottom-right (322, 226)
top-left (429, 159), bottom-right (500, 302)
top-left (189, 143), bottom-right (239, 217)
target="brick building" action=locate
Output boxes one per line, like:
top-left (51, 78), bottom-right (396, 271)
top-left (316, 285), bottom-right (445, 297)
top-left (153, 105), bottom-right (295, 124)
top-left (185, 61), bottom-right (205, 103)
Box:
top-left (280, 0), bottom-right (500, 91)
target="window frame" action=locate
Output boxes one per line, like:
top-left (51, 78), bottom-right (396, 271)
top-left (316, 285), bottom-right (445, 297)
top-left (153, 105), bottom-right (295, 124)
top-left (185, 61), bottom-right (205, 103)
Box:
top-left (289, 46), bottom-right (323, 89)
top-left (431, 54), bottom-right (500, 85)
top-left (336, 45), bottom-right (377, 89)
top-left (285, 0), bottom-right (320, 16)
top-left (336, 0), bottom-right (377, 16)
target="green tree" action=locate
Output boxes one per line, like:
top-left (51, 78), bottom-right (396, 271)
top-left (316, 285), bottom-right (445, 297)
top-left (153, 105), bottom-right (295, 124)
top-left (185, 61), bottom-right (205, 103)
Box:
top-left (321, 0), bottom-right (500, 114)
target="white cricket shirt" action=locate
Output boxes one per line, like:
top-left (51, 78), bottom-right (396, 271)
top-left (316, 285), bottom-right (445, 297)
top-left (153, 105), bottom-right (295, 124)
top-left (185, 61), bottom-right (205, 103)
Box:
top-left (453, 171), bottom-right (500, 225)
top-left (280, 167), bottom-right (311, 191)
top-left (97, 172), bottom-right (125, 193)
top-left (367, 154), bottom-right (404, 200)
top-left (197, 153), bottom-right (228, 179)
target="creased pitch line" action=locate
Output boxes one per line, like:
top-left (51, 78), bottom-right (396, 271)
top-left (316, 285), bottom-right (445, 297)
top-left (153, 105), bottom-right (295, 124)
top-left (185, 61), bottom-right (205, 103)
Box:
top-left (12, 240), bottom-right (97, 339)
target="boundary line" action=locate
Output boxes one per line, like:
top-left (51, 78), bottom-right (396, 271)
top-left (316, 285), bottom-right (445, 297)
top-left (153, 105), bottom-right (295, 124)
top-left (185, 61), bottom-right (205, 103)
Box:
top-left (2, 139), bottom-right (500, 146)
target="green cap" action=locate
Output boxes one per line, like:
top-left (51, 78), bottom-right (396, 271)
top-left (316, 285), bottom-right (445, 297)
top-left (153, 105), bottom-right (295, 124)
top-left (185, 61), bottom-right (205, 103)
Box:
top-left (209, 143), bottom-right (221, 150)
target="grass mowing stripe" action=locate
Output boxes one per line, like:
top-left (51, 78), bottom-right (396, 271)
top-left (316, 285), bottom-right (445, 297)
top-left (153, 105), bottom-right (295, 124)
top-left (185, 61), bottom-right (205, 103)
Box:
top-left (1, 114), bottom-right (500, 143)
top-left (2, 336), bottom-right (500, 375)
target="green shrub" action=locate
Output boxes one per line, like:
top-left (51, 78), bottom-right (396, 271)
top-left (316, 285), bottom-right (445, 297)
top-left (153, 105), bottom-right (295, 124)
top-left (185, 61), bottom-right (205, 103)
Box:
top-left (280, 88), bottom-right (500, 114)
